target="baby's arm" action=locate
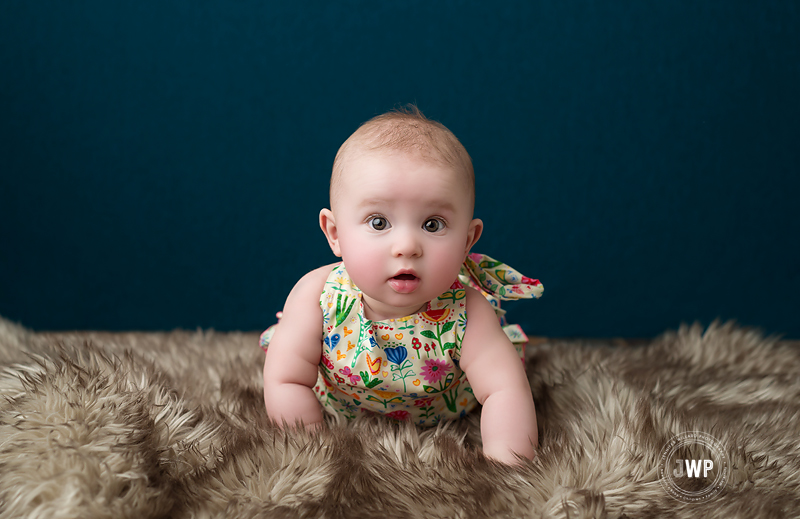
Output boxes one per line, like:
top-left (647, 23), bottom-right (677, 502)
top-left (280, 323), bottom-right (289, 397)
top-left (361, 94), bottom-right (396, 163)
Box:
top-left (459, 287), bottom-right (538, 464)
top-left (263, 265), bottom-right (333, 430)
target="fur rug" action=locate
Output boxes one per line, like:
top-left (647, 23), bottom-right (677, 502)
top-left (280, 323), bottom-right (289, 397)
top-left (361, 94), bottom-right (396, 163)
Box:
top-left (0, 316), bottom-right (798, 518)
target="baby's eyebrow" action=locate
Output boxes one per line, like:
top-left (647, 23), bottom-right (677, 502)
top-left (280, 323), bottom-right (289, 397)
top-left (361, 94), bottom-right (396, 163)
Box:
top-left (357, 198), bottom-right (457, 214)
top-left (428, 200), bottom-right (457, 214)
top-left (356, 198), bottom-right (389, 209)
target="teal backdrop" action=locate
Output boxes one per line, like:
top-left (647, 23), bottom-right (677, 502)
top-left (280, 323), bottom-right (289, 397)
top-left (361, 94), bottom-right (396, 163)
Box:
top-left (1, 1), bottom-right (798, 338)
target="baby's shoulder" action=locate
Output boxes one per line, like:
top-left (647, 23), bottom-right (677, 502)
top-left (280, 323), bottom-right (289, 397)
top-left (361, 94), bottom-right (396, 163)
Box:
top-left (286, 263), bottom-right (339, 304)
top-left (463, 285), bottom-right (499, 324)
top-left (302, 263), bottom-right (339, 285)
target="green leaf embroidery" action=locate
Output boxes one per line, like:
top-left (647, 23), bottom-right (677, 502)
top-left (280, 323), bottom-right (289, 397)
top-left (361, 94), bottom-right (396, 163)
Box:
top-left (420, 330), bottom-right (437, 340)
top-left (366, 395), bottom-right (405, 408)
top-left (441, 372), bottom-right (455, 390)
top-left (335, 293), bottom-right (357, 327)
top-left (441, 342), bottom-right (456, 352)
top-left (359, 371), bottom-right (383, 389)
top-left (440, 321), bottom-right (455, 334)
top-left (443, 386), bottom-right (459, 413)
top-left (496, 269), bottom-right (513, 283)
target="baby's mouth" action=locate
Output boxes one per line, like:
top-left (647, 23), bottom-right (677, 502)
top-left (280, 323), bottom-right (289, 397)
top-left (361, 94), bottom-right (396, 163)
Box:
top-left (389, 273), bottom-right (420, 294)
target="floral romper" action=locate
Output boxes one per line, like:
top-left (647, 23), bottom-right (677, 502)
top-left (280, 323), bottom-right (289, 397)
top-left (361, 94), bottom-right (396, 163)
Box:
top-left (261, 253), bottom-right (543, 426)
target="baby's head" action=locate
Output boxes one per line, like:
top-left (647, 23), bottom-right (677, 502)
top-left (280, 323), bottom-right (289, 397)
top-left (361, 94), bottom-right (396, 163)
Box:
top-left (320, 106), bottom-right (483, 319)
top-left (329, 105), bottom-right (475, 216)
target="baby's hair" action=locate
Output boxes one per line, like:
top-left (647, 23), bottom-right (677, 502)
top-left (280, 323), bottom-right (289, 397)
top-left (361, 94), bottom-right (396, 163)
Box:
top-left (330, 104), bottom-right (475, 212)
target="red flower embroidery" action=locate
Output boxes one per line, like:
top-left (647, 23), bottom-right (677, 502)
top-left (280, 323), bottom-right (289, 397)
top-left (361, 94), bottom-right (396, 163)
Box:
top-left (521, 276), bottom-right (541, 286)
top-left (385, 410), bottom-right (411, 421)
top-left (420, 308), bottom-right (451, 324)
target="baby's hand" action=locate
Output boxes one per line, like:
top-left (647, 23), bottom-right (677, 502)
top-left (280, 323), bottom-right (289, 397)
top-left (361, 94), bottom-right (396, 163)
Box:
top-left (483, 437), bottom-right (537, 466)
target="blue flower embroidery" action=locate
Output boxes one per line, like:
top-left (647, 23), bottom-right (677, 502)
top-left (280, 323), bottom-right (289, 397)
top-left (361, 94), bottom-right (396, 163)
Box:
top-left (385, 346), bottom-right (408, 365)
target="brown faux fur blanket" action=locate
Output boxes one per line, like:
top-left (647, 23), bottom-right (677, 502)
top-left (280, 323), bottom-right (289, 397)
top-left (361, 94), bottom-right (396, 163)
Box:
top-left (0, 316), bottom-right (798, 518)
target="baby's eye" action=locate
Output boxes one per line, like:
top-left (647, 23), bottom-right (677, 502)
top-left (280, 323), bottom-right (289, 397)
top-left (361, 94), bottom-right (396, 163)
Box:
top-left (423, 218), bottom-right (445, 233)
top-left (368, 216), bottom-right (390, 231)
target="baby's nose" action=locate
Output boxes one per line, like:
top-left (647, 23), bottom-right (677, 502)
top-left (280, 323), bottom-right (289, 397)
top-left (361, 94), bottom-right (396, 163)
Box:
top-left (391, 229), bottom-right (422, 257)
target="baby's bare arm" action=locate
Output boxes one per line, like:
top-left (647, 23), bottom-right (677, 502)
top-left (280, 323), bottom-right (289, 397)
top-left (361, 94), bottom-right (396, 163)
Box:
top-left (263, 265), bottom-right (334, 430)
top-left (460, 288), bottom-right (538, 464)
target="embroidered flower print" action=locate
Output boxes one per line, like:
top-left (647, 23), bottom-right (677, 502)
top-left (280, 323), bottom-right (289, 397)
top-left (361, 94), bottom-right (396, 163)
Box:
top-left (260, 253), bottom-right (542, 426)
top-left (420, 359), bottom-right (451, 385)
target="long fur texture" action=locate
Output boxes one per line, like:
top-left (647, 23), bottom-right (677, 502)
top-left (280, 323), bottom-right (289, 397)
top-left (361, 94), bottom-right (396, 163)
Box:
top-left (0, 316), bottom-right (798, 518)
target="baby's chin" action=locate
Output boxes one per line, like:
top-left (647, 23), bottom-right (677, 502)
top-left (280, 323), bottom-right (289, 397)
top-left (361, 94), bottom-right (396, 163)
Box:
top-left (362, 294), bottom-right (430, 321)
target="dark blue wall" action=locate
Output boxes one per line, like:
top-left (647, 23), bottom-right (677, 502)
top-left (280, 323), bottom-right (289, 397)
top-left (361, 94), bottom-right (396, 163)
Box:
top-left (1, 1), bottom-right (798, 338)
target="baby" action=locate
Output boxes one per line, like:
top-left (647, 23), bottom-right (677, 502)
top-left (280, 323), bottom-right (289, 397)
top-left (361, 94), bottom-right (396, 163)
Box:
top-left (261, 106), bottom-right (543, 464)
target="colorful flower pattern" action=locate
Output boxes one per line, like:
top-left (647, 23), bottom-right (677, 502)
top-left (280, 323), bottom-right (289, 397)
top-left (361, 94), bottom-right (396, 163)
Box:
top-left (260, 253), bottom-right (543, 427)
top-left (420, 359), bottom-right (450, 385)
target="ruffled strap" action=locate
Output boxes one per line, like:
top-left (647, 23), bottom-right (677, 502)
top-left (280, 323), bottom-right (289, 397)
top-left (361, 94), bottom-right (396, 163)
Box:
top-left (458, 253), bottom-right (543, 301)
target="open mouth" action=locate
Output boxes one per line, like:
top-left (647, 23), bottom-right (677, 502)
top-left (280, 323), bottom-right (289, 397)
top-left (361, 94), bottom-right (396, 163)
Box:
top-left (389, 272), bottom-right (420, 293)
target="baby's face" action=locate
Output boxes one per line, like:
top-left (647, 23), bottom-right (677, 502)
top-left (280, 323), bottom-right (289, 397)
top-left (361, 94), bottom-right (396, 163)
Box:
top-left (324, 150), bottom-right (481, 320)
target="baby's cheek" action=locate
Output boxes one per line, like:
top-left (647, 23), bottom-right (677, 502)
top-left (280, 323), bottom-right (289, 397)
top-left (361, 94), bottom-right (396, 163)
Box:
top-left (431, 247), bottom-right (468, 281)
top-left (343, 251), bottom-right (383, 288)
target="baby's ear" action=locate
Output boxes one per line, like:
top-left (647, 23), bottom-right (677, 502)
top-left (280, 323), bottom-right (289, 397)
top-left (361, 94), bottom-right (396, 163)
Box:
top-left (465, 218), bottom-right (483, 255)
top-left (319, 208), bottom-right (342, 257)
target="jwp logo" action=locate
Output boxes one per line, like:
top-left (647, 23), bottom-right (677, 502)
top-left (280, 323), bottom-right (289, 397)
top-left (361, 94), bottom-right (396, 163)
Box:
top-left (673, 459), bottom-right (714, 478)
top-left (658, 432), bottom-right (730, 503)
